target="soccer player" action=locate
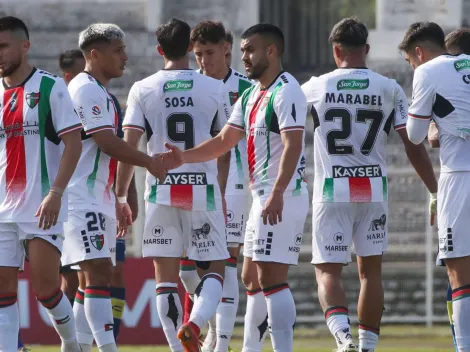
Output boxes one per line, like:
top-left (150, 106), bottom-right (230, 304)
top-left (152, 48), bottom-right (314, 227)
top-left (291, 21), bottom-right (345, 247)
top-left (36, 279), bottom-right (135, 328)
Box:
top-left (302, 18), bottom-right (438, 352)
top-left (0, 16), bottom-right (83, 352)
top-left (164, 23), bottom-right (309, 352)
top-left (63, 23), bottom-right (166, 352)
top-left (189, 20), bottom-right (252, 352)
top-left (399, 21), bottom-right (470, 352)
top-left (116, 18), bottom-right (231, 352)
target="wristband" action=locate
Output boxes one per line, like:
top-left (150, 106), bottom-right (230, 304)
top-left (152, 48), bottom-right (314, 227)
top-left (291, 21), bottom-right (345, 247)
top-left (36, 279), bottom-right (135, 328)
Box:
top-left (117, 196), bottom-right (127, 204)
top-left (49, 187), bottom-right (64, 197)
top-left (430, 192), bottom-right (437, 201)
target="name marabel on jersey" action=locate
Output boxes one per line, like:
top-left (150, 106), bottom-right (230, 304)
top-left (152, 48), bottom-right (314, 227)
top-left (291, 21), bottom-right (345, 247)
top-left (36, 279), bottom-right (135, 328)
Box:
top-left (327, 79), bottom-right (382, 106)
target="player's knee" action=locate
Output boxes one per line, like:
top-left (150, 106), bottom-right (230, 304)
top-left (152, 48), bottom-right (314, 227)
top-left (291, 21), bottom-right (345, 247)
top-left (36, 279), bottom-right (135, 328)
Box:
top-left (84, 260), bottom-right (113, 286)
top-left (61, 272), bottom-right (79, 299)
top-left (0, 268), bottom-right (18, 293)
top-left (32, 275), bottom-right (60, 298)
top-left (357, 255), bottom-right (383, 281)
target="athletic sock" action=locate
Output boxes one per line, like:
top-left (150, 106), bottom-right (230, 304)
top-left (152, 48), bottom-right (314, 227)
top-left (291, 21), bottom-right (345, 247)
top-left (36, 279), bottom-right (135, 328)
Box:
top-left (180, 258), bottom-right (200, 324)
top-left (110, 286), bottom-right (125, 341)
top-left (325, 306), bottom-right (354, 348)
top-left (242, 289), bottom-right (268, 352)
top-left (452, 285), bottom-right (470, 351)
top-left (215, 257), bottom-right (239, 352)
top-left (74, 289), bottom-right (93, 349)
top-left (189, 273), bottom-right (223, 330)
top-left (0, 293), bottom-right (19, 352)
top-left (37, 288), bottom-right (79, 347)
top-left (156, 283), bottom-right (184, 352)
top-left (447, 282), bottom-right (458, 351)
top-left (264, 284), bottom-right (296, 352)
top-left (358, 323), bottom-right (380, 351)
top-left (84, 286), bottom-right (116, 348)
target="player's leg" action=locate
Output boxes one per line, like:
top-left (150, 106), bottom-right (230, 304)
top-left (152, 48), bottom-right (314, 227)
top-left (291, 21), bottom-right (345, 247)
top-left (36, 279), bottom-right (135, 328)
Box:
top-left (110, 238), bottom-right (126, 341)
top-left (437, 172), bottom-right (470, 351)
top-left (73, 271), bottom-right (94, 352)
top-left (0, 224), bottom-right (21, 352)
top-left (446, 281), bottom-right (458, 351)
top-left (312, 202), bottom-right (356, 351)
top-left (253, 194), bottom-right (309, 352)
top-left (179, 254), bottom-right (200, 324)
top-left (143, 203), bottom-right (184, 352)
top-left (25, 228), bottom-right (80, 352)
top-left (241, 212), bottom-right (268, 352)
top-left (179, 209), bottom-right (229, 351)
top-left (354, 203), bottom-right (389, 352)
top-left (62, 210), bottom-right (116, 352)
top-left (60, 265), bottom-right (79, 306)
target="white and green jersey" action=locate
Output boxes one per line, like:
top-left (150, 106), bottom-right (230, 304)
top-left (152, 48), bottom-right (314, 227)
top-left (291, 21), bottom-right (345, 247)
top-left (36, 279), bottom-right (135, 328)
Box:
top-left (67, 72), bottom-right (119, 218)
top-left (124, 69), bottom-right (231, 211)
top-left (302, 68), bottom-right (408, 203)
top-left (0, 68), bottom-right (82, 222)
top-left (223, 68), bottom-right (252, 196)
top-left (227, 71), bottom-right (308, 198)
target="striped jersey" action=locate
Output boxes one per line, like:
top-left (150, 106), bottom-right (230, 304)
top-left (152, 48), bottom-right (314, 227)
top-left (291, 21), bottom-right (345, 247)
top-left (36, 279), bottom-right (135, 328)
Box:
top-left (123, 69), bottom-right (230, 211)
top-left (301, 68), bottom-right (408, 203)
top-left (67, 72), bottom-right (119, 218)
top-left (227, 71), bottom-right (308, 198)
top-left (408, 54), bottom-right (470, 173)
top-left (222, 68), bottom-right (252, 196)
top-left (0, 68), bottom-right (82, 222)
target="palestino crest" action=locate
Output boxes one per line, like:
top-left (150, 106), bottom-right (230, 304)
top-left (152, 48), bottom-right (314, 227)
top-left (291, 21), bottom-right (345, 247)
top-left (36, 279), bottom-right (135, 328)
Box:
top-left (26, 92), bottom-right (40, 109)
top-left (91, 234), bottom-right (105, 250)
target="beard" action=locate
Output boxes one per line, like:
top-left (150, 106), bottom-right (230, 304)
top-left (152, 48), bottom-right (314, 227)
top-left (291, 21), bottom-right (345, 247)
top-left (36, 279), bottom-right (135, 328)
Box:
top-left (0, 58), bottom-right (22, 78)
top-left (246, 59), bottom-right (268, 80)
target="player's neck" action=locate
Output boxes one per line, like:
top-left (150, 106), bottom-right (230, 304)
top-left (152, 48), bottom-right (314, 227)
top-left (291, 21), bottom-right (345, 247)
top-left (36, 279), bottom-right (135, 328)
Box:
top-left (338, 58), bottom-right (367, 69)
top-left (210, 65), bottom-right (230, 81)
top-left (84, 63), bottom-right (110, 87)
top-left (164, 58), bottom-right (189, 71)
top-left (2, 62), bottom-right (33, 88)
top-left (258, 63), bottom-right (283, 90)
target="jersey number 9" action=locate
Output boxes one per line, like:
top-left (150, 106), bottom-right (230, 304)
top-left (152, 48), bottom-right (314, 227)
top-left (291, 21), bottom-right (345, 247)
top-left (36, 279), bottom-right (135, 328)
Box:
top-left (167, 113), bottom-right (195, 150)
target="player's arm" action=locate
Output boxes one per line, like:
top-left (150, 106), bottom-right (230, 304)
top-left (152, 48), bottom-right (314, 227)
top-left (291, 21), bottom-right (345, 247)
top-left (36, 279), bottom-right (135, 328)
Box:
top-left (273, 130), bottom-right (304, 194)
top-left (36, 80), bottom-right (83, 229)
top-left (127, 174), bottom-right (138, 222)
top-left (116, 129), bottom-right (142, 200)
top-left (428, 122), bottom-right (440, 148)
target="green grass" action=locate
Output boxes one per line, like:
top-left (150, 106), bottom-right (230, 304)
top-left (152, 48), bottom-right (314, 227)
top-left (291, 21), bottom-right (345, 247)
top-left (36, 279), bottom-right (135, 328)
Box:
top-left (27, 325), bottom-right (455, 352)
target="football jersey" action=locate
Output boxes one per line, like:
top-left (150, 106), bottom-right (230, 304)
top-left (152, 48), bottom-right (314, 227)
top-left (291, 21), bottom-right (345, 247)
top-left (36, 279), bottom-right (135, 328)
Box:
top-left (302, 68), bottom-right (408, 203)
top-left (408, 54), bottom-right (470, 173)
top-left (222, 68), bottom-right (252, 196)
top-left (0, 68), bottom-right (82, 222)
top-left (227, 71), bottom-right (308, 198)
top-left (123, 69), bottom-right (230, 211)
top-left (67, 72), bottom-right (119, 218)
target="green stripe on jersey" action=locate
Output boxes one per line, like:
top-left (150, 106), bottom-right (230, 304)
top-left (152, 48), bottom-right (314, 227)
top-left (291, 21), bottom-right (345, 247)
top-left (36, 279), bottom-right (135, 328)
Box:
top-left (262, 82), bottom-right (283, 183)
top-left (234, 145), bottom-right (244, 181)
top-left (148, 184), bottom-right (157, 203)
top-left (241, 85), bottom-right (256, 125)
top-left (238, 79), bottom-right (252, 96)
top-left (38, 76), bottom-right (56, 198)
top-left (382, 176), bottom-right (388, 200)
top-left (87, 149), bottom-right (101, 196)
top-left (322, 178), bottom-right (334, 202)
top-left (206, 184), bottom-right (215, 211)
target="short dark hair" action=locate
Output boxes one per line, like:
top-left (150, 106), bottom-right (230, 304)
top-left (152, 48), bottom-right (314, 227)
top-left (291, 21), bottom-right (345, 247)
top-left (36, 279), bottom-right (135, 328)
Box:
top-left (156, 18), bottom-right (191, 60)
top-left (445, 28), bottom-right (470, 55)
top-left (59, 50), bottom-right (84, 71)
top-left (241, 23), bottom-right (284, 56)
top-left (399, 21), bottom-right (445, 52)
top-left (225, 29), bottom-right (234, 46)
top-left (79, 23), bottom-right (125, 51)
top-left (0, 16), bottom-right (29, 40)
top-left (329, 17), bottom-right (368, 47)
top-left (191, 20), bottom-right (226, 45)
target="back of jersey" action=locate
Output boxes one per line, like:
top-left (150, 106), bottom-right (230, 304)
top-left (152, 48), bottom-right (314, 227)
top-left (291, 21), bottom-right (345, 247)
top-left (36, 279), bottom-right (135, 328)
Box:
top-left (302, 68), bottom-right (408, 203)
top-left (123, 69), bottom-right (230, 211)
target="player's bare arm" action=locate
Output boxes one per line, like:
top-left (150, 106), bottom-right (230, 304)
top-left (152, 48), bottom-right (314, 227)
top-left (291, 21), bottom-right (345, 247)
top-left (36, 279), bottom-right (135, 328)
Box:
top-left (262, 130), bottom-right (303, 226)
top-left (127, 174), bottom-right (139, 222)
top-left (428, 122), bottom-right (440, 148)
top-left (35, 128), bottom-right (82, 230)
top-left (165, 124), bottom-right (244, 167)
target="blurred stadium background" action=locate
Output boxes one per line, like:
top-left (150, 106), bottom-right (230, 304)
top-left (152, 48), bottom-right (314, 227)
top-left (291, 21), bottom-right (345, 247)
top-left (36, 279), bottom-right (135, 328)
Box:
top-left (2, 0), bottom-right (468, 349)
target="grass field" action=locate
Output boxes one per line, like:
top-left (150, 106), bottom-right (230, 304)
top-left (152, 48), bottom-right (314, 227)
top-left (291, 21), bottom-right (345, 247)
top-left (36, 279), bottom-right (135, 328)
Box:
top-left (29, 325), bottom-right (455, 352)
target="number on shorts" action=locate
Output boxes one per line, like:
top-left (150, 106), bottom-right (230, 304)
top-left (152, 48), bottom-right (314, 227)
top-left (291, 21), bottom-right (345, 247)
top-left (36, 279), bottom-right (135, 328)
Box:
top-left (167, 113), bottom-right (195, 150)
top-left (85, 212), bottom-right (106, 232)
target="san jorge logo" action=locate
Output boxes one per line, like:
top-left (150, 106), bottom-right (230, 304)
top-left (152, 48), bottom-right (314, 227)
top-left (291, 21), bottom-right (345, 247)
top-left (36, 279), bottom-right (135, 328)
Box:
top-left (337, 79), bottom-right (369, 90)
top-left (454, 59), bottom-right (470, 72)
top-left (163, 80), bottom-right (193, 93)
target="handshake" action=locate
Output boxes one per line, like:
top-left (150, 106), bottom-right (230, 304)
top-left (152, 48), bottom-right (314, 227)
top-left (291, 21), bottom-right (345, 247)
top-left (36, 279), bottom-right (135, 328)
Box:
top-left (146, 143), bottom-right (184, 182)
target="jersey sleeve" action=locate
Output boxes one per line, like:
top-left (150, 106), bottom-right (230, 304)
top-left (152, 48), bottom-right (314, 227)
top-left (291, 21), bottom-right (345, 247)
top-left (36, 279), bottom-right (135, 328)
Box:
top-left (408, 67), bottom-right (435, 120)
top-left (122, 83), bottom-right (145, 133)
top-left (73, 84), bottom-right (114, 135)
top-left (393, 82), bottom-right (409, 131)
top-left (211, 83), bottom-right (231, 135)
top-left (301, 77), bottom-right (316, 119)
top-left (274, 83), bottom-right (307, 133)
top-left (50, 79), bottom-right (82, 137)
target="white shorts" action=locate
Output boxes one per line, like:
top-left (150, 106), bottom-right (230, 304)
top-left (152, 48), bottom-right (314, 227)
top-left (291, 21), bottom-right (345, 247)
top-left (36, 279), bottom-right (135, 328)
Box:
top-left (311, 202), bottom-right (388, 264)
top-left (225, 195), bottom-right (249, 245)
top-left (62, 210), bottom-right (117, 267)
top-left (243, 194), bottom-right (309, 265)
top-left (142, 202), bottom-right (229, 261)
top-left (0, 222), bottom-right (64, 270)
top-left (437, 172), bottom-right (470, 261)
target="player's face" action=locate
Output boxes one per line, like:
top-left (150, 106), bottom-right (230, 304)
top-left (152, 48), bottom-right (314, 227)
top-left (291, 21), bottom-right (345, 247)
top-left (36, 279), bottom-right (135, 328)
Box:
top-left (95, 39), bottom-right (128, 79)
top-left (193, 41), bottom-right (227, 77)
top-left (225, 43), bottom-right (233, 67)
top-left (0, 31), bottom-right (29, 78)
top-left (404, 51), bottom-right (421, 70)
top-left (241, 34), bottom-right (269, 79)
top-left (62, 57), bottom-right (85, 85)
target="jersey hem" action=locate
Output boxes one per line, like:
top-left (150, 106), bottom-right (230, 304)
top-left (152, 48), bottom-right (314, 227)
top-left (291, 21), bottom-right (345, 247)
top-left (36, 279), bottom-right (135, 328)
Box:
top-left (409, 113), bottom-right (431, 120)
top-left (57, 123), bottom-right (83, 137)
top-left (280, 126), bottom-right (305, 133)
top-left (122, 124), bottom-right (145, 133)
top-left (85, 125), bottom-right (115, 135)
top-left (227, 122), bottom-right (245, 132)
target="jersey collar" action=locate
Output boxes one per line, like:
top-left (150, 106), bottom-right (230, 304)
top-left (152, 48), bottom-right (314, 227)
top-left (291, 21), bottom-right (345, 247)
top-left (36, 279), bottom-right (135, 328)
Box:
top-left (223, 67), bottom-right (232, 83)
top-left (2, 67), bottom-right (37, 90)
top-left (260, 70), bottom-right (285, 91)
